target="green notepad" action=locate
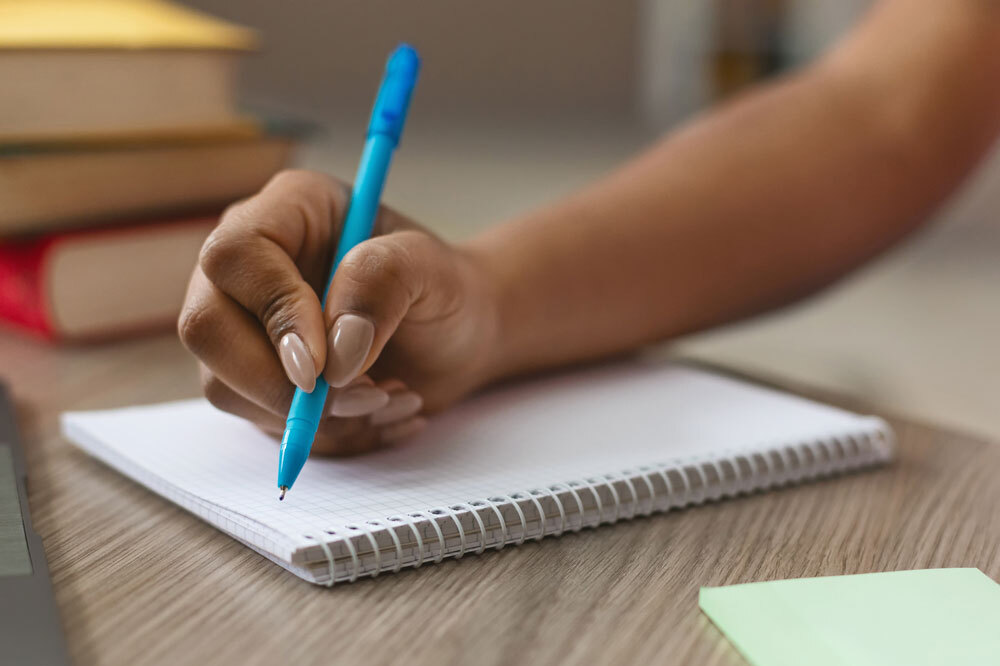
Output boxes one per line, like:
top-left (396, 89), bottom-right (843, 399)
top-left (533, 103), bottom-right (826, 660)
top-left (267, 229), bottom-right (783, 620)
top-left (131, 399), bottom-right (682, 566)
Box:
top-left (700, 568), bottom-right (1000, 666)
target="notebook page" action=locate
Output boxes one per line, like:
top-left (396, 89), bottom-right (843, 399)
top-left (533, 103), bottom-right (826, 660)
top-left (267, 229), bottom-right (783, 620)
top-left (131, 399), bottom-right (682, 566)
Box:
top-left (63, 362), bottom-right (892, 564)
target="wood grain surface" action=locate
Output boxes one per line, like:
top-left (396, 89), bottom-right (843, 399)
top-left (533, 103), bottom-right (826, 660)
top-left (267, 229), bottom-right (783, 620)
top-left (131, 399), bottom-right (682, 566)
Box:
top-left (3, 330), bottom-right (999, 666)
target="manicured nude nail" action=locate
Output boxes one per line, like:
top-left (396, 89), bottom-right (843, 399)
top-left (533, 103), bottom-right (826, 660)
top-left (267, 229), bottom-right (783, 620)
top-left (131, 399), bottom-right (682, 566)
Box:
top-left (370, 391), bottom-right (423, 426)
top-left (278, 332), bottom-right (316, 393)
top-left (325, 314), bottom-right (375, 387)
top-left (380, 416), bottom-right (427, 443)
top-left (329, 385), bottom-right (390, 418)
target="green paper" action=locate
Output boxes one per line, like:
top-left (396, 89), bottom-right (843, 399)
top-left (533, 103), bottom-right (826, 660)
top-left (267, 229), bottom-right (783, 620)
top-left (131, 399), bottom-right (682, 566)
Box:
top-left (700, 568), bottom-right (1000, 666)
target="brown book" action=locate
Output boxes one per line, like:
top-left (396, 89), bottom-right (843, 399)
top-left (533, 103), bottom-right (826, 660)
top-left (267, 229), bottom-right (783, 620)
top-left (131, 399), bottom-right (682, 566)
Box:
top-left (0, 136), bottom-right (292, 235)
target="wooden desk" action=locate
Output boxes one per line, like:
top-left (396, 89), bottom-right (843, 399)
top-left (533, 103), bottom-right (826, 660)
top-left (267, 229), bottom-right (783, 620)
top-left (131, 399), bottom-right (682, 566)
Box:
top-left (3, 330), bottom-right (999, 665)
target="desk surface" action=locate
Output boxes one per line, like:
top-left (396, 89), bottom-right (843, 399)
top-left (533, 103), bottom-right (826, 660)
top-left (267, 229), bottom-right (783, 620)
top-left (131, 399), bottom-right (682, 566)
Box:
top-left (3, 331), bottom-right (1000, 666)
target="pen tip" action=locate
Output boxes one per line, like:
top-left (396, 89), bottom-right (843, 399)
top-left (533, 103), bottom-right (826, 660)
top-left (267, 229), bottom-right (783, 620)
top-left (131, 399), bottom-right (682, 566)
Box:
top-left (279, 486), bottom-right (287, 501)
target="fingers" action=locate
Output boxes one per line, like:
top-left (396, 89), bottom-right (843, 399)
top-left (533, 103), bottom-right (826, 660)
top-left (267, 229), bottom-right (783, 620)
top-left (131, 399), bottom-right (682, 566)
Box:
top-left (183, 167), bottom-right (437, 451)
top-left (199, 363), bottom-right (284, 429)
top-left (322, 230), bottom-right (458, 387)
top-left (370, 390), bottom-right (423, 425)
top-left (328, 376), bottom-right (390, 417)
top-left (199, 361), bottom-right (424, 456)
top-left (180, 267), bottom-right (296, 415)
top-left (180, 267), bottom-right (401, 421)
top-left (197, 170), bottom-right (347, 391)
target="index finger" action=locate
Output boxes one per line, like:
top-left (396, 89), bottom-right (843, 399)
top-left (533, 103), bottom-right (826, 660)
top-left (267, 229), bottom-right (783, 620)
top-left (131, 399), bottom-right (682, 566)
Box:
top-left (198, 170), bottom-right (347, 374)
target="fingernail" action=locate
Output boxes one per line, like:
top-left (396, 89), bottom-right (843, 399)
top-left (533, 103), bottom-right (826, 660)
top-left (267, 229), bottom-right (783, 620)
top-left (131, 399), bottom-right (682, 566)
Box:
top-left (380, 416), bottom-right (427, 443)
top-left (370, 391), bottom-right (423, 426)
top-left (329, 385), bottom-right (390, 418)
top-left (278, 332), bottom-right (316, 392)
top-left (325, 314), bottom-right (375, 388)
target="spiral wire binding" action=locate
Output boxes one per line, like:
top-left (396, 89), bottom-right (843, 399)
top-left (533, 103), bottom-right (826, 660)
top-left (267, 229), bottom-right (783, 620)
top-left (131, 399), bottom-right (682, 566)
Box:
top-left (350, 524), bottom-right (381, 577)
top-left (479, 499), bottom-right (509, 550)
top-left (635, 468), bottom-right (656, 516)
top-left (717, 458), bottom-right (736, 496)
top-left (368, 519), bottom-right (404, 573)
top-left (411, 511), bottom-right (447, 563)
top-left (307, 424), bottom-right (892, 584)
top-left (673, 465), bottom-right (691, 505)
top-left (452, 503), bottom-right (488, 555)
top-left (691, 462), bottom-right (709, 503)
top-left (534, 487), bottom-right (567, 536)
top-left (551, 483), bottom-right (585, 532)
top-left (707, 459), bottom-right (726, 498)
top-left (773, 447), bottom-right (790, 484)
top-left (578, 481), bottom-right (603, 527)
top-left (730, 456), bottom-right (746, 494)
top-left (602, 475), bottom-right (622, 522)
top-left (308, 533), bottom-right (337, 588)
top-left (517, 492), bottom-right (549, 540)
top-left (657, 466), bottom-right (676, 505)
top-left (389, 514), bottom-right (425, 567)
top-left (442, 508), bottom-right (468, 558)
top-left (618, 474), bottom-right (639, 519)
top-left (496, 495), bottom-right (528, 545)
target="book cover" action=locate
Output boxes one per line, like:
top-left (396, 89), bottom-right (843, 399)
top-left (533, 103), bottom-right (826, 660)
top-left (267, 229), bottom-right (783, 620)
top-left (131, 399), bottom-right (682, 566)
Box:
top-left (0, 216), bottom-right (217, 341)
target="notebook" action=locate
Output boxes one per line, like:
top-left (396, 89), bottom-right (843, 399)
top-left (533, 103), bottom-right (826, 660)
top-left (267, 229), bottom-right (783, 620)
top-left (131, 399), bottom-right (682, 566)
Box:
top-left (61, 361), bottom-right (894, 586)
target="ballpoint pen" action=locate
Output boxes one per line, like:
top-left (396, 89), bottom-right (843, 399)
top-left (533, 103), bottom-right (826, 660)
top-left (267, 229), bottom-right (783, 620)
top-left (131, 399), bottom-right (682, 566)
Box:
top-left (277, 44), bottom-right (421, 499)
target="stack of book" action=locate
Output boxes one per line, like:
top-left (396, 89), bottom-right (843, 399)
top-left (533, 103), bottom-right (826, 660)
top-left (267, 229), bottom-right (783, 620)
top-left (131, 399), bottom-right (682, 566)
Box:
top-left (0, 0), bottom-right (295, 340)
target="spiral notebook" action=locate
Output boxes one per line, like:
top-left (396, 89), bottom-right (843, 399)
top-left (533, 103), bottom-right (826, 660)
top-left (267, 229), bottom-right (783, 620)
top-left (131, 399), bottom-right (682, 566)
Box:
top-left (62, 361), bottom-right (894, 586)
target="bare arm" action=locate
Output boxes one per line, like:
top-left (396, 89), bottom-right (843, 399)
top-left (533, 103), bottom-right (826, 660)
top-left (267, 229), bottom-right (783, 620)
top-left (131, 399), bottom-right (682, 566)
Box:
top-left (469, 0), bottom-right (1000, 379)
top-left (181, 0), bottom-right (1000, 452)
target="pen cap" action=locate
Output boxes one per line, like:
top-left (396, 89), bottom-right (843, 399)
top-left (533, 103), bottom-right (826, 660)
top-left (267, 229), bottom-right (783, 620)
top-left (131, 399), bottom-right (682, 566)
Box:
top-left (367, 44), bottom-right (421, 144)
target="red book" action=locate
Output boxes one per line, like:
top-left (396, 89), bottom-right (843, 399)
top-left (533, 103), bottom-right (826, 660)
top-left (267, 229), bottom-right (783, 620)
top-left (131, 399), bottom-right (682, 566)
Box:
top-left (0, 216), bottom-right (216, 341)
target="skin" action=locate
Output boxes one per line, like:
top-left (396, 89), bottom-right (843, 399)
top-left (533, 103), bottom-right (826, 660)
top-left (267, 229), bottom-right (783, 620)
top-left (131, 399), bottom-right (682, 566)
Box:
top-left (179, 0), bottom-right (1000, 455)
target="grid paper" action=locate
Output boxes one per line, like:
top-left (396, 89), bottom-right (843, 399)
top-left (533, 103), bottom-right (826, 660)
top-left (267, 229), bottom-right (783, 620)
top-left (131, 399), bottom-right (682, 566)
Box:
top-left (62, 361), bottom-right (893, 584)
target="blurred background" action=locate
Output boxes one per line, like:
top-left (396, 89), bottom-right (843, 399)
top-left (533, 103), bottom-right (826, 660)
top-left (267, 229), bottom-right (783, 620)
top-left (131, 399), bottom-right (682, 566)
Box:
top-left (1, 0), bottom-right (997, 438)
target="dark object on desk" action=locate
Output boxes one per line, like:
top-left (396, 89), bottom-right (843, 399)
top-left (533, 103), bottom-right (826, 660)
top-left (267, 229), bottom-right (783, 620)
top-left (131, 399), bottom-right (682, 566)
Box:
top-left (0, 382), bottom-right (69, 665)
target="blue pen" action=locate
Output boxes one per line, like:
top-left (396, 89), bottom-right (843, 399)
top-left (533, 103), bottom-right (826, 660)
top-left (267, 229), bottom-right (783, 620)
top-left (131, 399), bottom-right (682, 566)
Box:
top-left (277, 44), bottom-right (421, 499)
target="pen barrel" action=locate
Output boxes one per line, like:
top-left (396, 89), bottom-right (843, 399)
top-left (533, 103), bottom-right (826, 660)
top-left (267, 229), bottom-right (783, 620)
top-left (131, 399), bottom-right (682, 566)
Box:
top-left (278, 378), bottom-right (330, 488)
top-left (322, 135), bottom-right (395, 304)
top-left (279, 45), bottom-right (418, 493)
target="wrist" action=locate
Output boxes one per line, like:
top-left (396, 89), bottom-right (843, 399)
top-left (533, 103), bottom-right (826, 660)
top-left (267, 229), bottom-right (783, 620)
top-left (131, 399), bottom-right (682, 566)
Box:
top-left (456, 236), bottom-right (523, 388)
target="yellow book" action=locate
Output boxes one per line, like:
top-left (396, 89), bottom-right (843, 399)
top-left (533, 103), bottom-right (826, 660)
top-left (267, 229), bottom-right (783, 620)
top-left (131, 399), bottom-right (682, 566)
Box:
top-left (0, 0), bottom-right (259, 143)
top-left (0, 0), bottom-right (256, 50)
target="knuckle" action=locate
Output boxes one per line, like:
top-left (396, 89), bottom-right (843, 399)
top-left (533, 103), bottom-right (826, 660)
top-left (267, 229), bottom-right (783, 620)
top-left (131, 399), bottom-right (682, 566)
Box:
top-left (257, 287), bottom-right (301, 342)
top-left (340, 238), bottom-right (412, 293)
top-left (201, 373), bottom-right (233, 412)
top-left (261, 380), bottom-right (294, 415)
top-left (197, 229), bottom-right (238, 283)
top-left (267, 168), bottom-right (331, 192)
top-left (177, 301), bottom-right (214, 355)
top-left (200, 201), bottom-right (267, 283)
top-left (266, 170), bottom-right (344, 212)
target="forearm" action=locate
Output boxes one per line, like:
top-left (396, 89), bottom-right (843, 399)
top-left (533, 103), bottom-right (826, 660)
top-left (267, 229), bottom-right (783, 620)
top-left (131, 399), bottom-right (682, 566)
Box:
top-left (467, 0), bottom-right (1000, 381)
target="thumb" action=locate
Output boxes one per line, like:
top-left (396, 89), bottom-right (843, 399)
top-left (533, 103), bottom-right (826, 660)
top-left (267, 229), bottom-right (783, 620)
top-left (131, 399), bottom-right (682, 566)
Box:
top-left (322, 230), bottom-right (446, 387)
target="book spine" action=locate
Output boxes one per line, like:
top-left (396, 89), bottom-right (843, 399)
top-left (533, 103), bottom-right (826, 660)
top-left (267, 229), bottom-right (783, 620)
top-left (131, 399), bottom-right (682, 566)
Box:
top-left (303, 419), bottom-right (896, 585)
top-left (0, 237), bottom-right (54, 337)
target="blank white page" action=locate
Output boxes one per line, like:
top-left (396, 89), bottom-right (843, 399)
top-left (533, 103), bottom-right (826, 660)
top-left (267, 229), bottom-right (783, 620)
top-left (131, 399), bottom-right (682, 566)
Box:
top-left (62, 361), bottom-right (892, 564)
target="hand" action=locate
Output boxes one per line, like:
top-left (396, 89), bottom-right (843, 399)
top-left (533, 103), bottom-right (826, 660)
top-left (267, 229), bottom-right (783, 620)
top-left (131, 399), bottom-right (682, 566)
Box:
top-left (178, 170), bottom-right (501, 455)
